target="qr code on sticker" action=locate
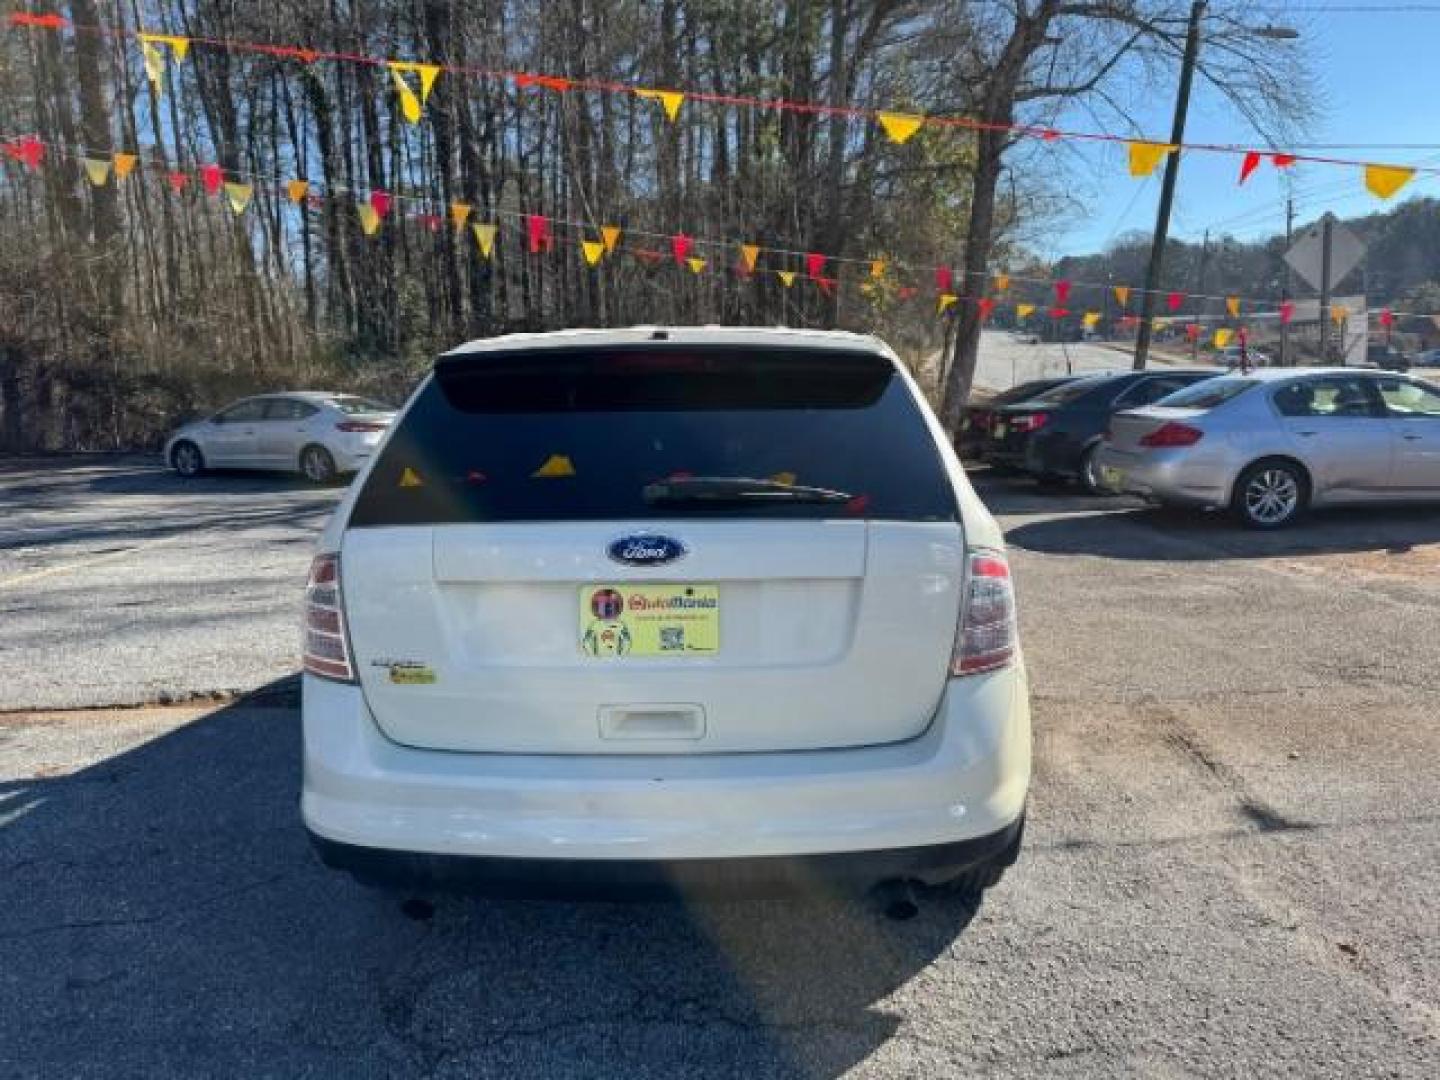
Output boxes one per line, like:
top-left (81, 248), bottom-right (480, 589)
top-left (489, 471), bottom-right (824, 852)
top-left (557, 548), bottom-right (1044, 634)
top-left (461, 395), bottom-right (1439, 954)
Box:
top-left (659, 626), bottom-right (685, 651)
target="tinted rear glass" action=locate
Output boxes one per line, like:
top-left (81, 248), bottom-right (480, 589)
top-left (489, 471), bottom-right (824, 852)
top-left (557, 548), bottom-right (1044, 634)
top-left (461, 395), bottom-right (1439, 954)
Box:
top-left (1155, 377), bottom-right (1257, 409)
top-left (1027, 376), bottom-right (1111, 405)
top-left (331, 396), bottom-right (392, 414)
top-left (349, 346), bottom-right (957, 525)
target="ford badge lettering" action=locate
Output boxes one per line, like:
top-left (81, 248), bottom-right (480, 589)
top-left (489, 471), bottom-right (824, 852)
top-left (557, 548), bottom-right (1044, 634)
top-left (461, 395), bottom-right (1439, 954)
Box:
top-left (607, 534), bottom-right (687, 567)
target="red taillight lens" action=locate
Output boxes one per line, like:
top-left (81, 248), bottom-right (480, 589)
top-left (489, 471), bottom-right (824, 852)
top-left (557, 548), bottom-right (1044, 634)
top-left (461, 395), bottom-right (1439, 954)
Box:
top-left (336, 420), bottom-right (388, 433)
top-left (951, 550), bottom-right (1018, 677)
top-left (303, 554), bottom-right (355, 682)
top-left (1139, 422), bottom-right (1204, 448)
top-left (1009, 413), bottom-right (1049, 434)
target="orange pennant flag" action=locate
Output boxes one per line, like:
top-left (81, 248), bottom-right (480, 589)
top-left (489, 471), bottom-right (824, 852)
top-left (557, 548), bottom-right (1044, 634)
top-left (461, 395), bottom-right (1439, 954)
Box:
top-left (387, 61), bottom-right (442, 124)
top-left (876, 111), bottom-right (924, 145)
top-left (1226, 296), bottom-right (1241, 318)
top-left (582, 239), bottom-right (605, 266)
top-left (1128, 140), bottom-right (1177, 178)
top-left (1330, 304), bottom-right (1350, 325)
top-left (637, 88), bottom-right (685, 122)
top-left (357, 202), bottom-right (381, 236)
top-left (112, 152), bottom-right (138, 181)
top-left (1113, 285), bottom-right (1130, 307)
top-left (449, 202), bottom-right (472, 229)
top-left (601, 225), bottom-right (622, 253)
top-left (740, 244), bottom-right (761, 273)
top-left (870, 258), bottom-right (886, 279)
top-left (471, 222), bottom-right (497, 258)
top-left (994, 273), bottom-right (1010, 293)
top-left (286, 179), bottom-right (310, 204)
top-left (687, 256), bottom-right (706, 274)
top-left (777, 270), bottom-right (797, 288)
top-left (1364, 164), bottom-right (1414, 199)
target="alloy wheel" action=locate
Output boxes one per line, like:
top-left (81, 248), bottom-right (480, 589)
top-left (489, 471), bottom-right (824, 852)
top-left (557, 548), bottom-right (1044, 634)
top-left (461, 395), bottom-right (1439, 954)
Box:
top-left (302, 447), bottom-right (335, 484)
top-left (173, 443), bottom-right (201, 476)
top-left (1244, 469), bottom-right (1299, 526)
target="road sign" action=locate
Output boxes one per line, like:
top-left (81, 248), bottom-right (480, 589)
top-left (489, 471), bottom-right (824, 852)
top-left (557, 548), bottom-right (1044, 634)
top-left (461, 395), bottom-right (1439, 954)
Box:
top-left (1284, 213), bottom-right (1365, 292)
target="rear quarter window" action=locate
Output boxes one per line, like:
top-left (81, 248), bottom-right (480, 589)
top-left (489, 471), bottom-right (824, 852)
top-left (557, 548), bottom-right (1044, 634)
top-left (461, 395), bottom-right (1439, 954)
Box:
top-left (1154, 378), bottom-right (1257, 410)
top-left (349, 346), bottom-right (958, 525)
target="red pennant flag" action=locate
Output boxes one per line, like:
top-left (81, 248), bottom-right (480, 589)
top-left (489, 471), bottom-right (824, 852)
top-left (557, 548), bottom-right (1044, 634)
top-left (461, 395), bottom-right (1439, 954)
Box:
top-left (806, 253), bottom-right (826, 280)
top-left (1049, 307), bottom-right (1070, 320)
top-left (415, 213), bottom-right (442, 232)
top-left (1239, 151), bottom-right (1262, 185)
top-left (633, 248), bottom-right (665, 264)
top-left (514, 73), bottom-right (572, 92)
top-left (1272, 154), bottom-right (1297, 169)
top-left (166, 171), bottom-right (189, 193)
top-left (1185, 323), bottom-right (1201, 341)
top-left (898, 286), bottom-right (919, 300)
top-left (199, 163), bottom-right (223, 195)
top-left (3, 135), bottom-right (44, 171)
top-left (671, 233), bottom-right (692, 265)
top-left (815, 276), bottom-right (837, 296)
top-left (1280, 301), bottom-right (1295, 325)
top-left (1166, 291), bottom-right (1184, 312)
top-left (1040, 129), bottom-right (1061, 142)
top-left (977, 298), bottom-right (996, 322)
top-left (526, 214), bottom-right (551, 253)
top-left (935, 266), bottom-right (953, 294)
top-left (369, 190), bottom-right (391, 219)
top-left (9, 13), bottom-right (70, 29)
top-left (1054, 280), bottom-right (1072, 305)
top-left (1380, 308), bottom-right (1395, 329)
top-left (1120, 315), bottom-right (1138, 328)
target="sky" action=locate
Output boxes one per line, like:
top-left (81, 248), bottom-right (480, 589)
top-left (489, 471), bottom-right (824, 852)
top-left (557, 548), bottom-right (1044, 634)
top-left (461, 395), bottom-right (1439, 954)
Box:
top-left (1038, 1), bottom-right (1440, 260)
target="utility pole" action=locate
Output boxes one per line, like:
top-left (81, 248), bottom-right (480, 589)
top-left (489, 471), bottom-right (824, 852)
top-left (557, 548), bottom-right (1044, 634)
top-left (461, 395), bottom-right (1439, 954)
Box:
top-left (1191, 229), bottom-right (1210, 363)
top-left (1132, 0), bottom-right (1207, 371)
top-left (1318, 213), bottom-right (1334, 364)
top-left (1279, 195), bottom-right (1294, 366)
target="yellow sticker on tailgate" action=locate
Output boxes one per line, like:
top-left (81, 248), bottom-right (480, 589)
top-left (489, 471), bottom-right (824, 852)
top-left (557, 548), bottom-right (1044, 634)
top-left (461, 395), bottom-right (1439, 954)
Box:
top-left (580, 585), bottom-right (719, 657)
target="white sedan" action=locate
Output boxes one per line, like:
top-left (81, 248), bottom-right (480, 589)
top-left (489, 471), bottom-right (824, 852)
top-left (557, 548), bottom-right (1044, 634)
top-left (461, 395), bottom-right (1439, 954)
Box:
top-left (165, 392), bottom-right (395, 483)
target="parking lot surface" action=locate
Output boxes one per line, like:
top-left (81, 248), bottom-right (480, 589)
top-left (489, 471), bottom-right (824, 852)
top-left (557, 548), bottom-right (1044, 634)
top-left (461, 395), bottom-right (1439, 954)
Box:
top-left (3, 457), bottom-right (1439, 1077)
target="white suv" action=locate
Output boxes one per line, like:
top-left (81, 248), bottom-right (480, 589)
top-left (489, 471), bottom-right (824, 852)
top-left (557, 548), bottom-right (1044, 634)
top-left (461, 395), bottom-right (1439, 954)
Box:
top-left (301, 328), bottom-right (1030, 899)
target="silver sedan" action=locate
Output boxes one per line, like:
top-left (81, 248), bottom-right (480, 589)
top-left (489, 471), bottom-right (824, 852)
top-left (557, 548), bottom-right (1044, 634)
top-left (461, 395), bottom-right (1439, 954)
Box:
top-left (1095, 368), bottom-right (1440, 528)
top-left (165, 392), bottom-right (396, 483)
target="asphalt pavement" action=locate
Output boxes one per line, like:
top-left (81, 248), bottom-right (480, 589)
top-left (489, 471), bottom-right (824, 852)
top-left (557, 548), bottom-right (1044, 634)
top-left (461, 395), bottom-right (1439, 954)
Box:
top-left (3, 453), bottom-right (1439, 1077)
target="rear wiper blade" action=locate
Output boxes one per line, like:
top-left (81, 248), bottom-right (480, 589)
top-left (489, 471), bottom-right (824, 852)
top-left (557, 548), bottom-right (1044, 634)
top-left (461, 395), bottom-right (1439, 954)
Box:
top-left (642, 476), bottom-right (853, 505)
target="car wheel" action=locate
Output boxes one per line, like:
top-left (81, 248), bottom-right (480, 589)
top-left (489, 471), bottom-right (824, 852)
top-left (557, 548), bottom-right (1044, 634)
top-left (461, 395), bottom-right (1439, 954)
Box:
top-left (300, 445), bottom-right (338, 485)
top-left (1233, 460), bottom-right (1308, 529)
top-left (1079, 444), bottom-right (1107, 495)
top-left (171, 440), bottom-right (205, 478)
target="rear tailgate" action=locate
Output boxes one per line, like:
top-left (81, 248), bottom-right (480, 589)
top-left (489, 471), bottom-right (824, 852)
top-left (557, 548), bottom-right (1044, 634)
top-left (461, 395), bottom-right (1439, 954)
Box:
top-left (340, 343), bottom-right (964, 755)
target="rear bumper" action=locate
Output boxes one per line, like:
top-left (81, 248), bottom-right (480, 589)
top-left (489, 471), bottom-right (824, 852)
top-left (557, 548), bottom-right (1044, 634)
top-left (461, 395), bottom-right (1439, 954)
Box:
top-left (1093, 445), bottom-right (1231, 507)
top-left (301, 665), bottom-right (1031, 872)
top-left (309, 817), bottom-right (1023, 897)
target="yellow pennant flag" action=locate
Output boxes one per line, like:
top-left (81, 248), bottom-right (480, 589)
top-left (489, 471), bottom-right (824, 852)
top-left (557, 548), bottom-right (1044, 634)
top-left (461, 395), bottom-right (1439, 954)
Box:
top-left (1213, 328), bottom-right (1233, 348)
top-left (472, 222), bottom-right (497, 258)
top-left (601, 225), bottom-right (622, 253)
top-left (112, 153), bottom-right (138, 181)
top-left (740, 243), bottom-right (761, 272)
top-left (387, 61), bottom-right (442, 124)
top-left (876, 111), bottom-right (924, 145)
top-left (286, 179), bottom-right (309, 204)
top-left (398, 466), bottom-right (424, 489)
top-left (937, 293), bottom-right (958, 313)
top-left (582, 239), bottom-right (605, 266)
top-left (1082, 311), bottom-right (1101, 329)
top-left (1226, 296), bottom-right (1241, 318)
top-left (1016, 303), bottom-right (1036, 320)
top-left (224, 181), bottom-right (253, 214)
top-left (1128, 140), bottom-right (1177, 178)
top-left (82, 158), bottom-right (112, 186)
top-left (357, 203), bottom-right (381, 236)
top-left (870, 258), bottom-right (886, 279)
top-left (449, 202), bottom-right (472, 229)
top-left (777, 270), bottom-right (797, 288)
top-left (637, 88), bottom-right (685, 122)
top-left (532, 454), bottom-right (576, 479)
top-left (1364, 164), bottom-right (1415, 199)
top-left (687, 256), bottom-right (706, 274)
top-left (138, 33), bottom-right (190, 91)
top-left (995, 273), bottom-right (1010, 293)
top-left (1331, 304), bottom-right (1350, 325)
top-left (1113, 285), bottom-right (1130, 307)
top-left (1152, 317), bottom-right (1169, 331)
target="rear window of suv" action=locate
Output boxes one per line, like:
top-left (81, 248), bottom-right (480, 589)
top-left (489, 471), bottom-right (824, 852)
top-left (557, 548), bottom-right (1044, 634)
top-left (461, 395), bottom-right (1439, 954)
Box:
top-left (349, 346), bottom-right (958, 525)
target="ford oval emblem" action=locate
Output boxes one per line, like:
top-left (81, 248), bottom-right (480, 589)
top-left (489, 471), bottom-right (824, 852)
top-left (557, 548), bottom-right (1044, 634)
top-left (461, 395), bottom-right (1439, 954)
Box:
top-left (608, 534), bottom-right (687, 567)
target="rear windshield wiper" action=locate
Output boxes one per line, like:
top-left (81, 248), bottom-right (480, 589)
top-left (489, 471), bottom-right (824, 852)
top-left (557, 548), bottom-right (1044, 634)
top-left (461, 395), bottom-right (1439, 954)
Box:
top-left (642, 476), bottom-right (853, 505)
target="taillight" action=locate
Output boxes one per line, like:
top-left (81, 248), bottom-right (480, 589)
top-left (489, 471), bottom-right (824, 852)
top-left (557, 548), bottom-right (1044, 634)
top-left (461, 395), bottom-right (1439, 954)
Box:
top-left (1008, 413), bottom-right (1049, 434)
top-left (1138, 422), bottom-right (1204, 448)
top-left (951, 550), bottom-right (1018, 677)
top-left (336, 420), bottom-right (388, 433)
top-left (303, 554), bottom-right (355, 682)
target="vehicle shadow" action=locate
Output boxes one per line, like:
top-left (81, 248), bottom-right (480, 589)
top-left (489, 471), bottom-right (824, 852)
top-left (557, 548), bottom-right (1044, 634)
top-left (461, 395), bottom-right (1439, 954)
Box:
top-left (1, 680), bottom-right (979, 1078)
top-left (1005, 499), bottom-right (1440, 562)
